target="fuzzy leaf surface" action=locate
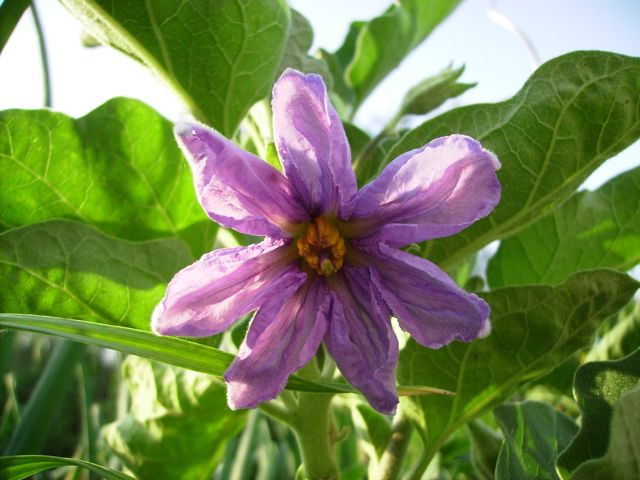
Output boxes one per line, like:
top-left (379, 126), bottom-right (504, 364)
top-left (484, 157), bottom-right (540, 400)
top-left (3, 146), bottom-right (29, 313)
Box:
top-left (60, 0), bottom-right (290, 136)
top-left (397, 270), bottom-right (639, 464)
top-left (489, 167), bottom-right (640, 287)
top-left (0, 99), bottom-right (214, 256)
top-left (387, 51), bottom-right (640, 269)
top-left (558, 347), bottom-right (640, 472)
top-left (0, 220), bottom-right (192, 330)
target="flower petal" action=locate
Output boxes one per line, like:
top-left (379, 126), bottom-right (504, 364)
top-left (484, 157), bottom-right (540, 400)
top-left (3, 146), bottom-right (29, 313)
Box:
top-left (324, 265), bottom-right (398, 414)
top-left (348, 135), bottom-right (501, 247)
top-left (367, 244), bottom-right (490, 349)
top-left (175, 121), bottom-right (308, 237)
top-left (152, 239), bottom-right (306, 337)
top-left (225, 278), bottom-right (330, 409)
top-left (272, 69), bottom-right (357, 218)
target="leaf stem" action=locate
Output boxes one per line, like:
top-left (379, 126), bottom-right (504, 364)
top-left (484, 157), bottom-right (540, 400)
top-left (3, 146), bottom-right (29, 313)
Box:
top-left (408, 454), bottom-right (432, 480)
top-left (259, 400), bottom-right (295, 426)
top-left (352, 111), bottom-right (401, 178)
top-left (30, 1), bottom-right (51, 108)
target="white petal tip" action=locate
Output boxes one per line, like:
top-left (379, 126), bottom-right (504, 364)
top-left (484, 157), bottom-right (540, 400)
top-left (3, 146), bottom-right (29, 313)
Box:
top-left (487, 150), bottom-right (501, 170)
top-left (477, 319), bottom-right (492, 339)
top-left (150, 302), bottom-right (166, 336)
top-left (173, 121), bottom-right (199, 140)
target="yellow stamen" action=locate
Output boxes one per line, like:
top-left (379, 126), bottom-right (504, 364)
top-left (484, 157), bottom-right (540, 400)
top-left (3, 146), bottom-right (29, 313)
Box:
top-left (296, 217), bottom-right (346, 276)
top-left (296, 236), bottom-right (309, 255)
top-left (304, 253), bottom-right (319, 269)
top-left (305, 223), bottom-right (318, 244)
top-left (331, 237), bottom-right (346, 258)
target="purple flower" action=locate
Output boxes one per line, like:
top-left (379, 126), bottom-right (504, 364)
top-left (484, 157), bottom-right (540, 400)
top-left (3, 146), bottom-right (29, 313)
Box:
top-left (152, 69), bottom-right (501, 414)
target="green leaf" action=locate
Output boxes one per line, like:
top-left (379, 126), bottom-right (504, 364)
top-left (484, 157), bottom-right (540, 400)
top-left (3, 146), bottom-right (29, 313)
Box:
top-left (343, 122), bottom-right (372, 161)
top-left (398, 64), bottom-right (475, 117)
top-left (351, 129), bottom-right (402, 187)
top-left (0, 220), bottom-right (192, 330)
top-left (0, 0), bottom-right (30, 54)
top-left (397, 270), bottom-right (639, 467)
top-left (489, 167), bottom-right (640, 287)
top-left (0, 313), bottom-right (359, 395)
top-left (354, 404), bottom-right (392, 459)
top-left (585, 301), bottom-right (640, 362)
top-left (494, 401), bottom-right (578, 480)
top-left (571, 385), bottom-right (640, 480)
top-left (103, 356), bottom-right (244, 480)
top-left (0, 454), bottom-right (135, 480)
top-left (279, 9), bottom-right (332, 87)
top-left (0, 98), bottom-right (215, 256)
top-left (318, 48), bottom-right (356, 119)
top-left (335, 0), bottom-right (462, 106)
top-left (0, 313), bottom-right (460, 399)
top-left (467, 420), bottom-right (503, 480)
top-left (386, 51), bottom-right (640, 269)
top-left (558, 347), bottom-right (640, 473)
top-left (60, 0), bottom-right (290, 136)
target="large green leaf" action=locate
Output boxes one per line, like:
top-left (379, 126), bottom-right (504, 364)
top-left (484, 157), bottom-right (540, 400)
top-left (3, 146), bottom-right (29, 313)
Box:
top-left (571, 385), bottom-right (640, 480)
top-left (386, 51), bottom-right (640, 269)
top-left (103, 356), bottom-right (244, 480)
top-left (0, 99), bottom-right (214, 256)
top-left (494, 401), bottom-right (578, 480)
top-left (558, 347), bottom-right (640, 473)
top-left (278, 9), bottom-right (331, 86)
top-left (397, 270), bottom-right (638, 467)
top-left (0, 0), bottom-right (30, 54)
top-left (0, 455), bottom-right (134, 480)
top-left (0, 220), bottom-right (192, 330)
top-left (488, 167), bottom-right (640, 287)
top-left (335, 0), bottom-right (461, 107)
top-left (60, 0), bottom-right (289, 136)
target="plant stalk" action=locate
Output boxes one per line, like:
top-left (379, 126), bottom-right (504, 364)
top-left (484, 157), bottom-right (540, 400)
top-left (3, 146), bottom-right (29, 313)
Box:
top-left (30, 0), bottom-right (52, 108)
top-left (293, 392), bottom-right (339, 480)
top-left (377, 410), bottom-right (413, 480)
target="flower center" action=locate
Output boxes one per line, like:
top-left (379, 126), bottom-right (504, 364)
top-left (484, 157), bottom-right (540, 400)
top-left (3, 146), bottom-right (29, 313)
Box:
top-left (296, 217), bottom-right (346, 276)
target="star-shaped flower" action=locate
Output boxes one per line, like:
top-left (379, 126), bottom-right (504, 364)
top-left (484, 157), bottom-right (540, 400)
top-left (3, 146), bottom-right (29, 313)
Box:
top-left (152, 69), bottom-right (501, 414)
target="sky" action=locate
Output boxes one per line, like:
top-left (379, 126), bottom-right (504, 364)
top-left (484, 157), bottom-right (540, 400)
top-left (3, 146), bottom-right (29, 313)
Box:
top-left (1, 0), bottom-right (639, 189)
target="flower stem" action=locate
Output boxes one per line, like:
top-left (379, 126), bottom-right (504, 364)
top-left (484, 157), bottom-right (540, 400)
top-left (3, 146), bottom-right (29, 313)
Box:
top-left (30, 1), bottom-right (51, 108)
top-left (293, 392), bottom-right (339, 480)
top-left (352, 111), bottom-right (401, 179)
